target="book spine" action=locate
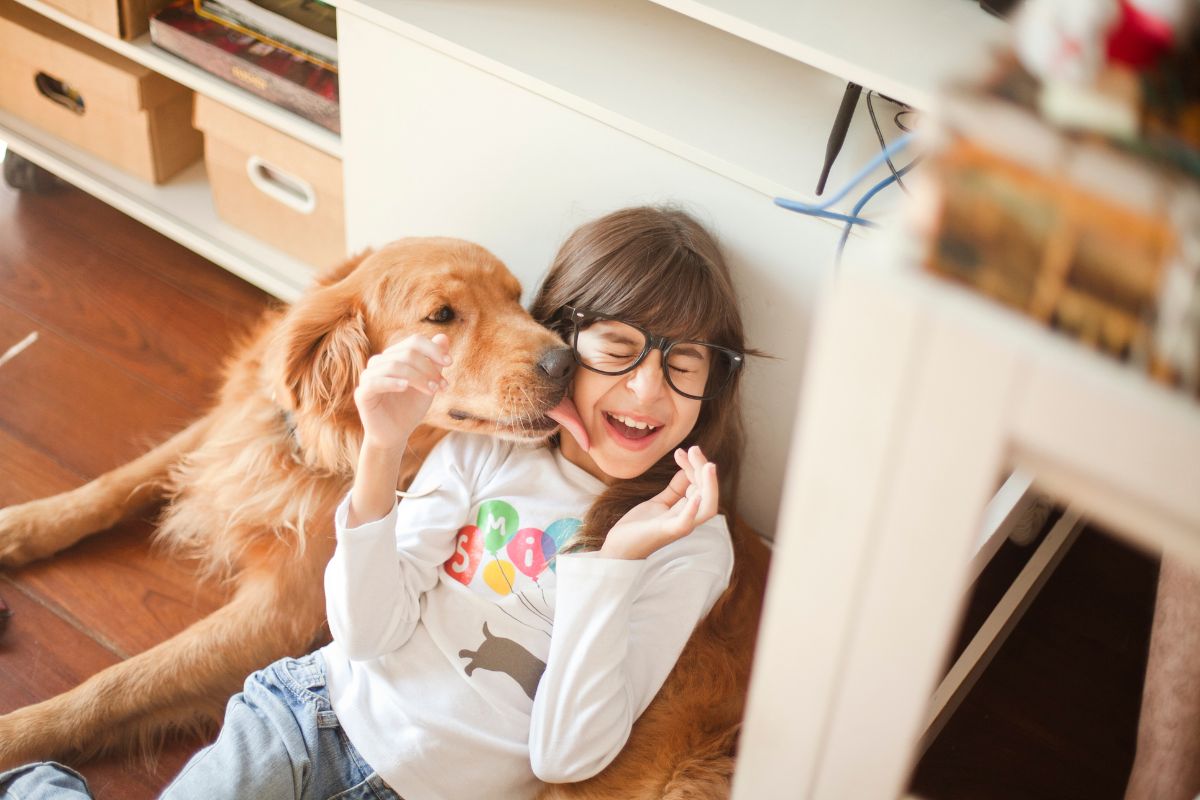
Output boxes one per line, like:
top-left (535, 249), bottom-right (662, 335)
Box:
top-left (150, 17), bottom-right (339, 133)
top-left (195, 0), bottom-right (337, 69)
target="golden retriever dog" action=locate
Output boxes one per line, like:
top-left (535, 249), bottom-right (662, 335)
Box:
top-left (0, 237), bottom-right (770, 799)
top-left (0, 238), bottom-right (574, 766)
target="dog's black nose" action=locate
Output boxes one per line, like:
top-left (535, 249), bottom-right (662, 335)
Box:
top-left (537, 347), bottom-right (576, 381)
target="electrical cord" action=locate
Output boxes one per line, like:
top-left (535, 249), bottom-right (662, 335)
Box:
top-left (835, 157), bottom-right (922, 265)
top-left (774, 131), bottom-right (914, 217)
top-left (867, 91), bottom-right (909, 195)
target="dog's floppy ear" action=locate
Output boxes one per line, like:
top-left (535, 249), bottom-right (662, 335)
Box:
top-left (315, 249), bottom-right (373, 288)
top-left (270, 284), bottom-right (371, 421)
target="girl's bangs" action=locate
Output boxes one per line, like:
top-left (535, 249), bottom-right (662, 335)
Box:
top-left (577, 246), bottom-right (734, 346)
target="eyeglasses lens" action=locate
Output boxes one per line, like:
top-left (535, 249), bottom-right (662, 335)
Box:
top-left (573, 320), bottom-right (734, 399)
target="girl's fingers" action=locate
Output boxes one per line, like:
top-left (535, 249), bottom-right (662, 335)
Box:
top-left (696, 462), bottom-right (720, 522)
top-left (359, 371), bottom-right (438, 398)
top-left (665, 494), bottom-right (701, 535)
top-left (673, 447), bottom-right (695, 482)
top-left (356, 375), bottom-right (410, 398)
top-left (382, 334), bottom-right (453, 367)
top-left (365, 356), bottom-right (448, 391)
top-left (651, 467), bottom-right (692, 506)
top-left (667, 488), bottom-right (691, 515)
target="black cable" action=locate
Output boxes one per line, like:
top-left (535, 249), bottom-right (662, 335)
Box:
top-left (894, 108), bottom-right (916, 133)
top-left (867, 90), bottom-right (909, 195)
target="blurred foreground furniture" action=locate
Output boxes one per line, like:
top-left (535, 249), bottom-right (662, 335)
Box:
top-left (731, 256), bottom-right (1200, 799)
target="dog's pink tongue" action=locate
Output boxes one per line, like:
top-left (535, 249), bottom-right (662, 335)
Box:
top-left (547, 397), bottom-right (590, 452)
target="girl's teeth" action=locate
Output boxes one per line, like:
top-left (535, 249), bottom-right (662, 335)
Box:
top-left (610, 413), bottom-right (657, 430)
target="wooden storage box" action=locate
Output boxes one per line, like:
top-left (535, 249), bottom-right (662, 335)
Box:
top-left (193, 94), bottom-right (346, 269)
top-left (40, 0), bottom-right (170, 40)
top-left (0, 0), bottom-right (202, 183)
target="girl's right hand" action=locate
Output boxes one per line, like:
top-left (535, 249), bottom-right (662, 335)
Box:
top-left (600, 446), bottom-right (720, 560)
top-left (354, 333), bottom-right (452, 452)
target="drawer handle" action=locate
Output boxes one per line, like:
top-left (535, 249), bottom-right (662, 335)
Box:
top-left (245, 155), bottom-right (316, 214)
top-left (35, 72), bottom-right (85, 115)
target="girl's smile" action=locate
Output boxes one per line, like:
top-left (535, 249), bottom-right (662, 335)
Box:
top-left (600, 410), bottom-right (663, 450)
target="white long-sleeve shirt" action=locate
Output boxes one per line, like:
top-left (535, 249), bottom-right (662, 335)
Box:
top-left (321, 432), bottom-right (733, 800)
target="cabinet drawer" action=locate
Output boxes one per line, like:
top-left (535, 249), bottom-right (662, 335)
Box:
top-left (0, 0), bottom-right (201, 183)
top-left (195, 94), bottom-right (346, 269)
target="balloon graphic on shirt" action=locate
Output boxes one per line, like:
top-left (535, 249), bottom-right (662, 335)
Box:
top-left (477, 499), bottom-right (519, 553)
top-left (507, 528), bottom-right (553, 579)
top-left (444, 525), bottom-right (483, 586)
top-left (483, 558), bottom-right (517, 595)
top-left (544, 518), bottom-right (582, 573)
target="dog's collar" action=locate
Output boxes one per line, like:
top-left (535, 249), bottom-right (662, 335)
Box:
top-left (281, 408), bottom-right (299, 442)
top-left (270, 392), bottom-right (302, 454)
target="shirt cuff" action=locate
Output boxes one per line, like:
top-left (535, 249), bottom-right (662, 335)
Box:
top-left (334, 492), bottom-right (398, 539)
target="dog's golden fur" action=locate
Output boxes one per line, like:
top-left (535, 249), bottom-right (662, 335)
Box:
top-left (0, 238), bottom-right (769, 798)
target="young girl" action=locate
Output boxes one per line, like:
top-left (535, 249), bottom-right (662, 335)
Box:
top-left (0, 206), bottom-right (751, 800)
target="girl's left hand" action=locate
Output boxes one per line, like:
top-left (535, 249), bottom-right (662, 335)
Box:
top-left (600, 446), bottom-right (720, 560)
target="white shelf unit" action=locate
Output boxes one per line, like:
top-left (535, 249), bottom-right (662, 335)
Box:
top-left (328, 0), bottom-right (925, 214)
top-left (643, 0), bottom-right (1008, 110)
top-left (0, 109), bottom-right (314, 300)
top-left (10, 0), bottom-right (342, 158)
top-left (3, 0), bottom-right (339, 300)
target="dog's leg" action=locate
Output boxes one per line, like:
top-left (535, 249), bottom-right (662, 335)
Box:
top-left (0, 417), bottom-right (213, 566)
top-left (0, 552), bottom-right (328, 769)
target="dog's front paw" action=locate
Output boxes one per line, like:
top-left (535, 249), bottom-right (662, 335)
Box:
top-left (0, 501), bottom-right (67, 567)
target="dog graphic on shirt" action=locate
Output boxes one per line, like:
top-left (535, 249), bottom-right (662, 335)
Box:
top-left (459, 623), bottom-right (545, 700)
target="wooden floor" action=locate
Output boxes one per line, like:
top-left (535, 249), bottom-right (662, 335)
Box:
top-left (0, 167), bottom-right (271, 797)
top-left (0, 168), bottom-right (1160, 799)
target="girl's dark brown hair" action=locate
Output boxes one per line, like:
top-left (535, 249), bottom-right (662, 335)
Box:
top-left (530, 206), bottom-right (753, 553)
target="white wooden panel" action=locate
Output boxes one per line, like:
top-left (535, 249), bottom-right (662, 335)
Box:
top-left (1010, 352), bottom-right (1200, 546)
top-left (644, 0), bottom-right (1007, 110)
top-left (812, 302), bottom-right (1017, 796)
top-left (339, 12), bottom-right (852, 536)
top-left (732, 271), bottom-right (928, 799)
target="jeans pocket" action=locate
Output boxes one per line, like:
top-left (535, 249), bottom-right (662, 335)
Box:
top-left (275, 652), bottom-right (339, 728)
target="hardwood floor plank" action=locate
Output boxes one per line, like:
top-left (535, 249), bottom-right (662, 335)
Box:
top-left (0, 422), bottom-right (83, 503)
top-left (0, 418), bottom-right (226, 710)
top-left (0, 309), bottom-right (200, 478)
top-left (10, 519), bottom-right (228, 660)
top-left (0, 195), bottom-right (266, 407)
top-left (0, 583), bottom-right (207, 800)
top-left (0, 180), bottom-right (273, 324)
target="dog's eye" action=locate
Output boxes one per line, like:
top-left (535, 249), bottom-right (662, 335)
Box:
top-left (427, 305), bottom-right (456, 324)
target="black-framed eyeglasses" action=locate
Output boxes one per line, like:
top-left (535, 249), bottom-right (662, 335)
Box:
top-left (562, 306), bottom-right (744, 401)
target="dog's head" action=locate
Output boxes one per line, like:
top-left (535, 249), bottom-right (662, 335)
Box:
top-left (264, 238), bottom-right (577, 472)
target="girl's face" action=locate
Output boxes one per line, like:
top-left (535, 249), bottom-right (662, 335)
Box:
top-left (558, 348), bottom-right (702, 483)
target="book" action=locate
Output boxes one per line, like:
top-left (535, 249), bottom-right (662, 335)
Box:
top-left (196, 0), bottom-right (336, 69)
top-left (150, 0), bottom-right (339, 133)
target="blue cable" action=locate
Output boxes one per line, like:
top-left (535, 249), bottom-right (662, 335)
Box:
top-left (798, 208), bottom-right (879, 228)
top-left (773, 131), bottom-right (914, 217)
top-left (835, 157), bottom-right (922, 265)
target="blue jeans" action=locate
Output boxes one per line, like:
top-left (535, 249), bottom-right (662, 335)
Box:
top-left (0, 652), bottom-right (401, 800)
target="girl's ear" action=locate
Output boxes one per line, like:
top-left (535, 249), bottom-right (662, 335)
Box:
top-left (270, 286), bottom-right (371, 420)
